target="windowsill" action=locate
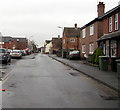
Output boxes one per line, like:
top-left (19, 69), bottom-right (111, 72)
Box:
top-left (82, 37), bottom-right (86, 38)
top-left (89, 34), bottom-right (94, 37)
top-left (115, 29), bottom-right (118, 31)
top-left (111, 56), bottom-right (117, 58)
top-left (89, 52), bottom-right (93, 54)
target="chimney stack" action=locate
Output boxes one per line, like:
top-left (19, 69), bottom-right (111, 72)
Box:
top-left (58, 35), bottom-right (60, 39)
top-left (118, 1), bottom-right (120, 5)
top-left (74, 23), bottom-right (77, 28)
top-left (97, 2), bottom-right (105, 17)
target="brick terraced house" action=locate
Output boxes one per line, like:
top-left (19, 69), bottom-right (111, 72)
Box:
top-left (62, 24), bottom-right (81, 57)
top-left (97, 3), bottom-right (120, 71)
top-left (51, 35), bottom-right (62, 54)
top-left (0, 36), bottom-right (28, 50)
top-left (79, 2), bottom-right (104, 59)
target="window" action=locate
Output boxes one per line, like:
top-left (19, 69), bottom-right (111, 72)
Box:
top-left (82, 28), bottom-right (86, 38)
top-left (89, 43), bottom-right (94, 54)
top-left (115, 13), bottom-right (118, 30)
top-left (69, 38), bottom-right (75, 42)
top-left (106, 40), bottom-right (109, 56)
top-left (103, 44), bottom-right (106, 55)
top-left (82, 45), bottom-right (86, 53)
top-left (0, 42), bottom-right (4, 44)
top-left (109, 17), bottom-right (112, 32)
top-left (111, 40), bottom-right (117, 57)
top-left (90, 24), bottom-right (94, 35)
top-left (63, 39), bottom-right (65, 44)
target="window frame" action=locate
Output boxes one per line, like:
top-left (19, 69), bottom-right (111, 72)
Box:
top-left (82, 45), bottom-right (86, 53)
top-left (69, 38), bottom-right (75, 43)
top-left (63, 39), bottom-right (65, 44)
top-left (105, 40), bottom-right (109, 56)
top-left (111, 40), bottom-right (117, 57)
top-left (115, 13), bottom-right (118, 30)
top-left (90, 24), bottom-right (94, 36)
top-left (109, 16), bottom-right (112, 32)
top-left (82, 28), bottom-right (86, 38)
top-left (89, 43), bottom-right (94, 54)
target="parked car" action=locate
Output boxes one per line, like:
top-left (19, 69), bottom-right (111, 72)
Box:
top-left (0, 48), bottom-right (11, 64)
top-left (67, 50), bottom-right (80, 60)
top-left (7, 49), bottom-right (12, 54)
top-left (21, 50), bottom-right (27, 56)
top-left (10, 50), bottom-right (22, 58)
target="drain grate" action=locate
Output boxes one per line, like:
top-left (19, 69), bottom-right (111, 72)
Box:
top-left (69, 72), bottom-right (81, 76)
top-left (99, 94), bottom-right (119, 100)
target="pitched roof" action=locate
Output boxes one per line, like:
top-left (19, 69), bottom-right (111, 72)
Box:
top-left (100, 5), bottom-right (120, 19)
top-left (0, 36), bottom-right (12, 42)
top-left (97, 31), bottom-right (120, 41)
top-left (63, 27), bottom-right (81, 37)
top-left (0, 36), bottom-right (28, 42)
top-left (81, 4), bottom-right (120, 29)
top-left (12, 38), bottom-right (27, 42)
top-left (52, 37), bottom-right (62, 43)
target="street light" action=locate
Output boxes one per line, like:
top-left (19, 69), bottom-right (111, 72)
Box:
top-left (28, 36), bottom-right (34, 52)
top-left (57, 26), bottom-right (64, 57)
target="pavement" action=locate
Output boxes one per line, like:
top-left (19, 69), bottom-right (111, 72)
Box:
top-left (49, 55), bottom-right (120, 92)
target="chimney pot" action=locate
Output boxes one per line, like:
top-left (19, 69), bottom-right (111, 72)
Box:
top-left (58, 35), bottom-right (60, 38)
top-left (97, 2), bottom-right (105, 17)
top-left (74, 23), bottom-right (77, 28)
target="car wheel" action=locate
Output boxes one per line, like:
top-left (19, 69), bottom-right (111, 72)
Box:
top-left (8, 58), bottom-right (11, 62)
top-left (4, 60), bottom-right (8, 64)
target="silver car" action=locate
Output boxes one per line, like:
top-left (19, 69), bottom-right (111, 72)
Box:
top-left (10, 50), bottom-right (22, 58)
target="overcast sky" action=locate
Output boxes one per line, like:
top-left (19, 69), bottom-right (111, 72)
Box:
top-left (0, 0), bottom-right (119, 47)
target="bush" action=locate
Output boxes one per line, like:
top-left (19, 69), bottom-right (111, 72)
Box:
top-left (92, 48), bottom-right (103, 64)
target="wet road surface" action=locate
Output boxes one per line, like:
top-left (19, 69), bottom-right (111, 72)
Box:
top-left (2, 54), bottom-right (119, 108)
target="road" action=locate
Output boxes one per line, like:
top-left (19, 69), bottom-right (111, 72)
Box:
top-left (2, 54), bottom-right (119, 108)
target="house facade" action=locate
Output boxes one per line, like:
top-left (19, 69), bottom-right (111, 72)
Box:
top-left (44, 40), bottom-right (52, 54)
top-left (0, 36), bottom-right (28, 50)
top-left (51, 35), bottom-right (62, 54)
top-left (79, 2), bottom-right (104, 59)
top-left (62, 24), bottom-right (81, 57)
top-left (97, 3), bottom-right (120, 71)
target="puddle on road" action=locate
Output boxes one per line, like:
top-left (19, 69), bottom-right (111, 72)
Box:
top-left (8, 83), bottom-right (17, 88)
top-left (2, 90), bottom-right (15, 97)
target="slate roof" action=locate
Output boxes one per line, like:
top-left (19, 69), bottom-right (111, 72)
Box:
top-left (52, 37), bottom-right (62, 43)
top-left (81, 4), bottom-right (120, 29)
top-left (97, 31), bottom-right (120, 41)
top-left (12, 38), bottom-right (28, 42)
top-left (63, 27), bottom-right (81, 37)
top-left (100, 5), bottom-right (120, 19)
top-left (0, 36), bottom-right (27, 42)
top-left (0, 36), bottom-right (12, 42)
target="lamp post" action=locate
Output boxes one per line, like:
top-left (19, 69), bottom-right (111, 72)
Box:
top-left (28, 36), bottom-right (34, 53)
top-left (57, 26), bottom-right (64, 57)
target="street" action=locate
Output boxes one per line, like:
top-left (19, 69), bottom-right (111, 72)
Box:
top-left (2, 53), bottom-right (118, 108)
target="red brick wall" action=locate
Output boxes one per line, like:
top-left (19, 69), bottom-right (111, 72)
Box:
top-left (62, 36), bottom-right (79, 50)
top-left (3, 40), bottom-right (28, 50)
top-left (103, 12), bottom-right (120, 34)
top-left (79, 21), bottom-right (103, 58)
